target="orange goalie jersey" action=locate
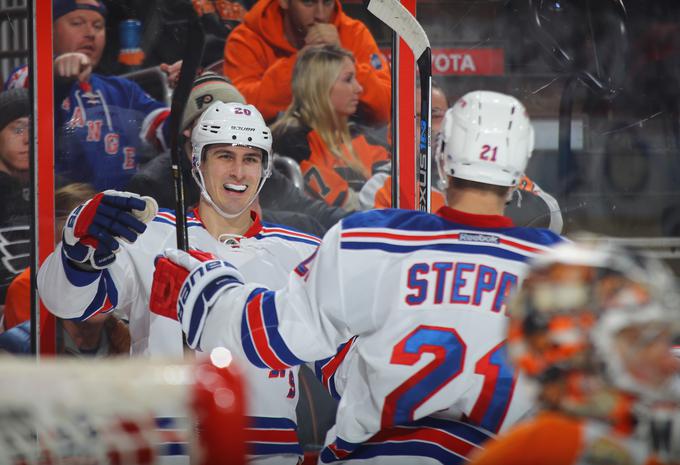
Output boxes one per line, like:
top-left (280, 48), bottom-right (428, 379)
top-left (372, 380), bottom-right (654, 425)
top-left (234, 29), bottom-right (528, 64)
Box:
top-left (469, 412), bottom-right (670, 465)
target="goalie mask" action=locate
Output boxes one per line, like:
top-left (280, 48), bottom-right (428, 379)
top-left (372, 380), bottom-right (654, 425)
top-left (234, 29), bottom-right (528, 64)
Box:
top-left (508, 241), bottom-right (680, 420)
top-left (191, 101), bottom-right (272, 219)
top-left (435, 91), bottom-right (534, 189)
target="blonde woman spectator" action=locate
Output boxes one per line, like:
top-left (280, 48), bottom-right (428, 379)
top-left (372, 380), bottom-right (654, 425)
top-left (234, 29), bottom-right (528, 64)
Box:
top-left (272, 44), bottom-right (390, 210)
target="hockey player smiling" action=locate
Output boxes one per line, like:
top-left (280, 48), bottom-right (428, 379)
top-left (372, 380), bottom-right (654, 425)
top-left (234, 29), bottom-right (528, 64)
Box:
top-left (188, 102), bottom-right (272, 237)
top-left (197, 143), bottom-right (266, 233)
top-left (37, 98), bottom-right (321, 464)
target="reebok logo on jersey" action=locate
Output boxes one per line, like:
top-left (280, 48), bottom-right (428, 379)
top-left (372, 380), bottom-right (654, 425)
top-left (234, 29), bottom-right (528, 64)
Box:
top-left (459, 233), bottom-right (499, 244)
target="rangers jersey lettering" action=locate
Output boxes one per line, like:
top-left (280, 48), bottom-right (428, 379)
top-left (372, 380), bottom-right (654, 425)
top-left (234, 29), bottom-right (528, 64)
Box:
top-left (190, 206), bottom-right (564, 464)
top-left (37, 209), bottom-right (320, 464)
top-left (7, 65), bottom-right (170, 190)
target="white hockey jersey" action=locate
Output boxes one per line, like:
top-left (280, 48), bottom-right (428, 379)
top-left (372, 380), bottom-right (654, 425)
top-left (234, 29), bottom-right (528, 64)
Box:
top-left (37, 209), bottom-right (320, 463)
top-left (188, 207), bottom-right (564, 464)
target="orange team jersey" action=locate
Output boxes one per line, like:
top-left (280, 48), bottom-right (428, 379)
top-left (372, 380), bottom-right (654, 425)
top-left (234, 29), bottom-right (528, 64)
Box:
top-left (369, 175), bottom-right (446, 210)
top-left (223, 0), bottom-right (391, 124)
top-left (3, 267), bottom-right (49, 330)
top-left (469, 411), bottom-right (667, 465)
top-left (273, 124), bottom-right (390, 208)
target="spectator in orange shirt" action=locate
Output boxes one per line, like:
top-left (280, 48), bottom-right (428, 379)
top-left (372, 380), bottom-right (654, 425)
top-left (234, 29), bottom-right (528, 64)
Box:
top-left (470, 241), bottom-right (680, 465)
top-left (271, 45), bottom-right (390, 210)
top-left (223, 0), bottom-right (390, 125)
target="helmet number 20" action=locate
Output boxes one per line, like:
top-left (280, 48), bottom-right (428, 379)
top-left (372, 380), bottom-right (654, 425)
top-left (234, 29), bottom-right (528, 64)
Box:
top-left (234, 107), bottom-right (252, 116)
top-left (480, 145), bottom-right (498, 162)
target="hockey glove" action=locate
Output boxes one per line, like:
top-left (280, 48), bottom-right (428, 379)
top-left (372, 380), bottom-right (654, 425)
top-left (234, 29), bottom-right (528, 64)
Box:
top-left (150, 248), bottom-right (216, 320)
top-left (62, 190), bottom-right (158, 270)
top-left (150, 248), bottom-right (244, 349)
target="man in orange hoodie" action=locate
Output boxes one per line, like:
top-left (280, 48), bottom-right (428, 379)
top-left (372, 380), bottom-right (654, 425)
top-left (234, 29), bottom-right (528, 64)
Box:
top-left (223, 0), bottom-right (391, 125)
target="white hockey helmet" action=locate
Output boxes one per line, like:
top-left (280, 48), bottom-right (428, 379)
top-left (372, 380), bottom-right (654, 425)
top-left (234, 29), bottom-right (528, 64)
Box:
top-left (191, 101), bottom-right (272, 219)
top-left (435, 91), bottom-right (534, 188)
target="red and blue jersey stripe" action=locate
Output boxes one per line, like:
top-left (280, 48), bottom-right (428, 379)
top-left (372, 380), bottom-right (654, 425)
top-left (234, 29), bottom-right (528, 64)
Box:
top-left (245, 416), bottom-right (303, 457)
top-left (257, 223), bottom-right (321, 247)
top-left (153, 209), bottom-right (204, 228)
top-left (340, 227), bottom-right (557, 263)
top-left (320, 417), bottom-right (493, 464)
top-left (340, 209), bottom-right (561, 262)
top-left (61, 250), bottom-right (117, 319)
top-left (314, 336), bottom-right (357, 400)
top-left (155, 416), bottom-right (189, 457)
top-left (241, 288), bottom-right (306, 370)
top-left (340, 228), bottom-right (548, 262)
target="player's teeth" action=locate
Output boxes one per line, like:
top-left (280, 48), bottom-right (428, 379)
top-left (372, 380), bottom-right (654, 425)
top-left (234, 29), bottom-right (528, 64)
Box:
top-left (224, 183), bottom-right (247, 192)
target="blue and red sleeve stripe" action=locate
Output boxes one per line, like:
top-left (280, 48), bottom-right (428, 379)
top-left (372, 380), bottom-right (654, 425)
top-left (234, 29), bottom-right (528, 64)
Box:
top-left (314, 336), bottom-right (357, 400)
top-left (241, 288), bottom-right (305, 370)
top-left (319, 417), bottom-right (493, 464)
top-left (61, 251), bottom-right (117, 320)
top-left (245, 416), bottom-right (302, 457)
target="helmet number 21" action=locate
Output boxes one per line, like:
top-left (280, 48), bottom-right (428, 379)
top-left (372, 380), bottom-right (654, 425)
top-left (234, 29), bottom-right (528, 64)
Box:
top-left (480, 145), bottom-right (498, 162)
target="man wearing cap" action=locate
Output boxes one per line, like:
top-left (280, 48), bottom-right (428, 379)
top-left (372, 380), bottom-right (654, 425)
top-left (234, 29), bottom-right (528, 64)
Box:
top-left (0, 88), bottom-right (30, 304)
top-left (126, 72), bottom-right (348, 235)
top-left (5, 0), bottom-right (173, 191)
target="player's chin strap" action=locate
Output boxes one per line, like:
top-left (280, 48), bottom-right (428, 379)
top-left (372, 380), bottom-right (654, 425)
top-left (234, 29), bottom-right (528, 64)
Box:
top-left (512, 176), bottom-right (565, 235)
top-left (191, 167), bottom-right (269, 220)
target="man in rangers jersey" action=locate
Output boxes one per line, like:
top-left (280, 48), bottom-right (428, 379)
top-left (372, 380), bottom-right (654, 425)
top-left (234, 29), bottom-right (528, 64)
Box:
top-left (470, 241), bottom-right (680, 465)
top-left (150, 90), bottom-right (566, 464)
top-left (37, 101), bottom-right (321, 464)
top-left (5, 0), bottom-right (173, 191)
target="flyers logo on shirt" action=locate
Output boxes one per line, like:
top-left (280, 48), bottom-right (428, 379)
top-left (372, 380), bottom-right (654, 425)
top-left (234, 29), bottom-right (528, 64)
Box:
top-left (195, 93), bottom-right (214, 110)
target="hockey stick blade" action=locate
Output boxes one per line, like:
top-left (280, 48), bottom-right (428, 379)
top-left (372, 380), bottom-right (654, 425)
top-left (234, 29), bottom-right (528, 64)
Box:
top-left (365, 0), bottom-right (430, 58)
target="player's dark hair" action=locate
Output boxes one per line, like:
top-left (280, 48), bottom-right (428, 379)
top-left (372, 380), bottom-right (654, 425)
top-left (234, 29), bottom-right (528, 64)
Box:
top-left (451, 177), bottom-right (511, 197)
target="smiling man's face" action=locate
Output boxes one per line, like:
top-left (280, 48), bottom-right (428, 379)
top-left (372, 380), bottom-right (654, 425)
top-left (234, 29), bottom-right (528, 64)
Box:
top-left (53, 0), bottom-right (106, 67)
top-left (201, 144), bottom-right (264, 217)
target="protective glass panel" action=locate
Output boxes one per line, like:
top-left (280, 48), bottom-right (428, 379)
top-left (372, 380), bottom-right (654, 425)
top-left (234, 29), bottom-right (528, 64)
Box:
top-left (368, 0), bottom-right (679, 270)
top-left (4, 0), bottom-right (677, 462)
top-left (0, 0), bottom-right (31, 341)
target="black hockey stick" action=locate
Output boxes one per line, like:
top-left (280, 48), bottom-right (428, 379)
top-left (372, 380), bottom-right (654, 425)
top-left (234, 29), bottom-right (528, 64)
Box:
top-left (168, 14), bottom-right (205, 250)
top-left (366, 0), bottom-right (432, 212)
